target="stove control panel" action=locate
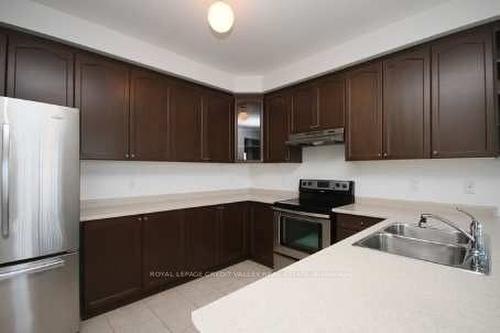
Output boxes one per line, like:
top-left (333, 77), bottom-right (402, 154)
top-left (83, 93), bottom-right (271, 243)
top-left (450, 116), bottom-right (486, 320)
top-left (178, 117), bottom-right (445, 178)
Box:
top-left (300, 179), bottom-right (351, 192)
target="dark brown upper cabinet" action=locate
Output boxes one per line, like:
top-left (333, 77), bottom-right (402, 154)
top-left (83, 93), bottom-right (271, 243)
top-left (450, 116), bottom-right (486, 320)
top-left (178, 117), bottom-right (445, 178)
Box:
top-left (345, 61), bottom-right (383, 161)
top-left (130, 68), bottom-right (169, 161)
top-left (0, 30), bottom-right (6, 95)
top-left (169, 82), bottom-right (202, 162)
top-left (317, 74), bottom-right (345, 130)
top-left (218, 203), bottom-right (247, 266)
top-left (142, 210), bottom-right (186, 291)
top-left (185, 207), bottom-right (219, 272)
top-left (382, 46), bottom-right (431, 159)
top-left (6, 32), bottom-right (74, 106)
top-left (82, 216), bottom-right (142, 317)
top-left (76, 53), bottom-right (130, 160)
top-left (292, 84), bottom-right (318, 133)
top-left (201, 90), bottom-right (234, 162)
top-left (431, 26), bottom-right (496, 158)
top-left (264, 91), bottom-right (302, 162)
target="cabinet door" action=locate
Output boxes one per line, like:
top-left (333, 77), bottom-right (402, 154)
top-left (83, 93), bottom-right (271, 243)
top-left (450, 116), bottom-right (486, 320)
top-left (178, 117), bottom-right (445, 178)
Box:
top-left (219, 203), bottom-right (247, 265)
top-left (169, 82), bottom-right (202, 161)
top-left (345, 62), bottom-right (383, 161)
top-left (130, 68), bottom-right (169, 161)
top-left (383, 47), bottom-right (431, 159)
top-left (250, 202), bottom-right (274, 268)
top-left (431, 27), bottom-right (495, 158)
top-left (264, 92), bottom-right (301, 162)
top-left (292, 84), bottom-right (318, 133)
top-left (76, 53), bottom-right (130, 160)
top-left (185, 207), bottom-right (219, 272)
top-left (317, 74), bottom-right (345, 129)
top-left (6, 32), bottom-right (74, 106)
top-left (82, 216), bottom-right (142, 317)
top-left (142, 211), bottom-right (185, 290)
top-left (0, 30), bottom-right (6, 95)
top-left (202, 91), bottom-right (233, 162)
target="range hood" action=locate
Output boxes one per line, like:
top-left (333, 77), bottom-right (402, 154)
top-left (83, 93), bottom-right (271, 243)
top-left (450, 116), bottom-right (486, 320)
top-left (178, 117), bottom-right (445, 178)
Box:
top-left (286, 128), bottom-right (344, 146)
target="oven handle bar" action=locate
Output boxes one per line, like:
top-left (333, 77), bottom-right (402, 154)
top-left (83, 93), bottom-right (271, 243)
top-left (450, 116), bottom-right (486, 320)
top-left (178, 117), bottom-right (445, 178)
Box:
top-left (272, 207), bottom-right (330, 220)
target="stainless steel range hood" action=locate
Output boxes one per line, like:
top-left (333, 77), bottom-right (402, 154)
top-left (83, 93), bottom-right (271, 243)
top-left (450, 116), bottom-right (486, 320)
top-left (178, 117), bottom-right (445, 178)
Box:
top-left (286, 128), bottom-right (344, 146)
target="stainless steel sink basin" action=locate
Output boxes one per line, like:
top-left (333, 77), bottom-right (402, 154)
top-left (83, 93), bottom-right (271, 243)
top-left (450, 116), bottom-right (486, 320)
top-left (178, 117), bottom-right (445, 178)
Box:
top-left (383, 223), bottom-right (470, 245)
top-left (353, 221), bottom-right (490, 274)
top-left (354, 232), bottom-right (467, 266)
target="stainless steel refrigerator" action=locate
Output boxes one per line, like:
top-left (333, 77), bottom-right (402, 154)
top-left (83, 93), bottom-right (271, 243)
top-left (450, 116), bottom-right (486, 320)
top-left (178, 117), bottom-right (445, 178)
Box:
top-left (0, 97), bottom-right (80, 333)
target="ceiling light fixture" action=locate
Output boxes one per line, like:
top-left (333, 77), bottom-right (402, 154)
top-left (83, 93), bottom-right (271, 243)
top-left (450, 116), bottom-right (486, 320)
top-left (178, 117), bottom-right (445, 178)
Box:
top-left (207, 1), bottom-right (234, 34)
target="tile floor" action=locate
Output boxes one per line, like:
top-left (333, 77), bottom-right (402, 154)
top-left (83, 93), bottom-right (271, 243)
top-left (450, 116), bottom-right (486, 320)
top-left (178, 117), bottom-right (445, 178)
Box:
top-left (80, 260), bottom-right (272, 333)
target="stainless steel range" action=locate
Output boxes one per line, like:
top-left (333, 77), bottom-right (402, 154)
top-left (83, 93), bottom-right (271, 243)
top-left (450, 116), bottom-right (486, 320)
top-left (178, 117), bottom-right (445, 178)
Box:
top-left (273, 179), bottom-right (354, 268)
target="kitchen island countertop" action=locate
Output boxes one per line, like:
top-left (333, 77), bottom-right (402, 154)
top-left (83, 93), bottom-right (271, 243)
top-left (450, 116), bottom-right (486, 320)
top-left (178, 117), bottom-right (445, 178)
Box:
top-left (192, 198), bottom-right (500, 332)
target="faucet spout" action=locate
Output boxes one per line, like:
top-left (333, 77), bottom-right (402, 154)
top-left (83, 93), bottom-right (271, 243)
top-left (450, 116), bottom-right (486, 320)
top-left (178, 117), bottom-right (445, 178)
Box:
top-left (419, 213), bottom-right (475, 243)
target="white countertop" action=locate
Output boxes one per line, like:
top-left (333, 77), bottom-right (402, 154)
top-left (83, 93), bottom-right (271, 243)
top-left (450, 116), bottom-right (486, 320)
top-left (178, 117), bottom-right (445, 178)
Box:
top-left (192, 199), bottom-right (500, 333)
top-left (80, 188), bottom-right (296, 221)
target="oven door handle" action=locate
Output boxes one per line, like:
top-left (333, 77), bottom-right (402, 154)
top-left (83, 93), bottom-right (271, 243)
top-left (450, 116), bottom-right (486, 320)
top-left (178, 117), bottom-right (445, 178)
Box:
top-left (272, 207), bottom-right (330, 220)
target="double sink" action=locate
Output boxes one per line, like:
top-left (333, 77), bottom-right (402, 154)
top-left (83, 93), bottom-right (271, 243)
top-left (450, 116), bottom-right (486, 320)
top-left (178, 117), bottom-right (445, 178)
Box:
top-left (354, 223), bottom-right (490, 274)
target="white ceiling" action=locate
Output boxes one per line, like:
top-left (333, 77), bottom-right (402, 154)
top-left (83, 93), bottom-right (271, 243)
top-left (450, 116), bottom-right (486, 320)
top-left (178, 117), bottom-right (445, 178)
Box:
top-left (33, 0), bottom-right (450, 76)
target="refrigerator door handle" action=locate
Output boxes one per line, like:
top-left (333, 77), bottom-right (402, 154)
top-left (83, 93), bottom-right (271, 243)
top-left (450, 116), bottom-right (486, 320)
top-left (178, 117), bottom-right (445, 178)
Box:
top-left (0, 257), bottom-right (65, 280)
top-left (1, 123), bottom-right (9, 238)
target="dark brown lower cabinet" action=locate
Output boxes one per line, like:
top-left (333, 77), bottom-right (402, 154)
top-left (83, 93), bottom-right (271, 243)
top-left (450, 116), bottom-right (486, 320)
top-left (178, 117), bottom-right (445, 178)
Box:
top-left (142, 210), bottom-right (186, 291)
top-left (82, 201), bottom-right (272, 318)
top-left (249, 202), bottom-right (274, 268)
top-left (82, 216), bottom-right (142, 318)
top-left (219, 203), bottom-right (248, 266)
top-left (334, 213), bottom-right (384, 242)
top-left (185, 206), bottom-right (219, 273)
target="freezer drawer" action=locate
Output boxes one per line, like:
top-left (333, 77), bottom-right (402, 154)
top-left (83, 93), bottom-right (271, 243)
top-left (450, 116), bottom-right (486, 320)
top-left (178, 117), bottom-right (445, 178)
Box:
top-left (0, 252), bottom-right (80, 333)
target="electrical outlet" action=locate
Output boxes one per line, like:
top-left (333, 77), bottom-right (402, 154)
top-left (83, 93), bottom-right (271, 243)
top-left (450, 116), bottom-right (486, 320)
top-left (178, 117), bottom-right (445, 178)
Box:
top-left (464, 180), bottom-right (476, 195)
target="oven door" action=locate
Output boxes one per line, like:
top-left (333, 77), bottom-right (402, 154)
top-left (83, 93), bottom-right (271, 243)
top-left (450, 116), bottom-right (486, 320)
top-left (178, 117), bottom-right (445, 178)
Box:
top-left (273, 207), bottom-right (331, 260)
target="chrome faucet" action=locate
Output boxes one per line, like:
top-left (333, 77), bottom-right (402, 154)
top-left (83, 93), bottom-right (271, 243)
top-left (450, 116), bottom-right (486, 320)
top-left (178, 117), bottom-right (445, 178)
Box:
top-left (419, 207), bottom-right (488, 273)
top-left (418, 208), bottom-right (477, 244)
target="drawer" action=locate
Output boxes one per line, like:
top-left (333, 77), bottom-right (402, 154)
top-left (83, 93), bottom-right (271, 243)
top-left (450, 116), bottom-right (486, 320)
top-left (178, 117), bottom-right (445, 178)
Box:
top-left (336, 213), bottom-right (384, 232)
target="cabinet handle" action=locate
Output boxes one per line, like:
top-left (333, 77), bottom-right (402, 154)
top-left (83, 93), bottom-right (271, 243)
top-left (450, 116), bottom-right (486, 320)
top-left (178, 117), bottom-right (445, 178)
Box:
top-left (125, 153), bottom-right (130, 159)
top-left (138, 217), bottom-right (142, 221)
top-left (360, 221), bottom-right (364, 226)
top-left (432, 150), bottom-right (438, 156)
top-left (131, 153), bottom-right (135, 158)
top-left (143, 216), bottom-right (148, 221)
top-left (377, 153), bottom-right (382, 157)
top-left (383, 152), bottom-right (388, 158)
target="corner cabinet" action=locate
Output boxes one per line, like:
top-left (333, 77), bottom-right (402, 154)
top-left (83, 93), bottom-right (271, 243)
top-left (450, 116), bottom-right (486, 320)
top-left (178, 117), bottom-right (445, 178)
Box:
top-left (430, 26), bottom-right (496, 158)
top-left (6, 31), bottom-right (74, 106)
top-left (345, 61), bottom-right (383, 161)
top-left (76, 53), bottom-right (130, 160)
top-left (264, 91), bottom-right (302, 162)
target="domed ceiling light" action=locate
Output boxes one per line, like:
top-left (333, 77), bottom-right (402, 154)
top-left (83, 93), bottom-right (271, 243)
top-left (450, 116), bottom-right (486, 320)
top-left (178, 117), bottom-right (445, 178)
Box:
top-left (207, 1), bottom-right (234, 34)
